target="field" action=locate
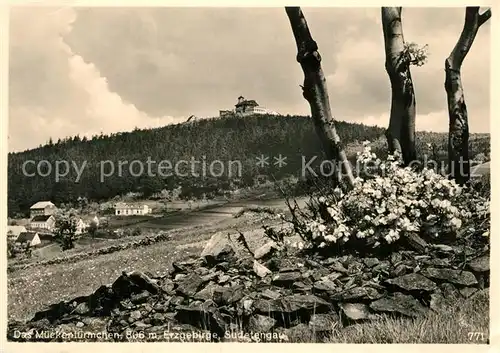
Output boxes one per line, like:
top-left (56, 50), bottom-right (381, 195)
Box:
top-left (7, 195), bottom-right (490, 343)
top-left (7, 204), bottom-right (277, 321)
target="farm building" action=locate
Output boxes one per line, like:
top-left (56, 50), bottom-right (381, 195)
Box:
top-left (16, 231), bottom-right (53, 247)
top-left (30, 201), bottom-right (57, 218)
top-left (114, 203), bottom-right (151, 216)
top-left (16, 231), bottom-right (41, 247)
top-left (75, 218), bottom-right (88, 235)
top-left (7, 225), bottom-right (27, 239)
top-left (30, 215), bottom-right (56, 231)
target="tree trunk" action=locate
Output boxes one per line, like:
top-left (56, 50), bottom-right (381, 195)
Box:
top-left (446, 7), bottom-right (491, 185)
top-left (285, 7), bottom-right (355, 190)
top-left (381, 7), bottom-right (417, 165)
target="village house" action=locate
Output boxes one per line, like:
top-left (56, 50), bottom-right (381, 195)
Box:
top-left (75, 218), bottom-right (89, 235)
top-left (30, 201), bottom-right (57, 219)
top-left (16, 231), bottom-right (41, 247)
top-left (114, 203), bottom-right (151, 216)
top-left (16, 231), bottom-right (53, 247)
top-left (7, 225), bottom-right (27, 239)
top-left (30, 215), bottom-right (56, 231)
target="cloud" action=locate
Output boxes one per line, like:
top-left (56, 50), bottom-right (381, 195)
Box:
top-left (8, 7), bottom-right (180, 152)
top-left (327, 7), bottom-right (489, 130)
top-left (9, 7), bottom-right (490, 152)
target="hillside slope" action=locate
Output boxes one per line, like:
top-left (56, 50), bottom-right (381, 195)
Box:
top-left (7, 114), bottom-right (489, 216)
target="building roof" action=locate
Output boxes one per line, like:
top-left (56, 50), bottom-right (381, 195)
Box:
top-left (38, 233), bottom-right (54, 241)
top-left (235, 99), bottom-right (259, 108)
top-left (16, 232), bottom-right (38, 243)
top-left (30, 201), bottom-right (56, 209)
top-left (31, 215), bottom-right (54, 222)
top-left (7, 225), bottom-right (27, 236)
top-left (115, 203), bottom-right (146, 209)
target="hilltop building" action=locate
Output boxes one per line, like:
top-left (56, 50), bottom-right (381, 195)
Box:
top-left (219, 96), bottom-right (279, 118)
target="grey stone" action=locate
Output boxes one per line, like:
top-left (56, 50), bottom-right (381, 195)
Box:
top-left (309, 313), bottom-right (340, 332)
top-left (422, 268), bottom-right (478, 286)
top-left (363, 257), bottom-right (380, 268)
top-left (330, 261), bottom-right (349, 273)
top-left (468, 255), bottom-right (489, 273)
top-left (370, 292), bottom-right (428, 317)
top-left (73, 302), bottom-right (90, 315)
top-left (390, 252), bottom-right (403, 265)
top-left (176, 274), bottom-right (209, 297)
top-left (460, 287), bottom-right (478, 298)
top-left (440, 282), bottom-right (460, 299)
top-left (391, 264), bottom-right (409, 277)
top-left (313, 279), bottom-right (337, 292)
top-left (253, 260), bottom-right (271, 278)
top-left (272, 271), bottom-right (302, 287)
top-left (193, 283), bottom-right (223, 301)
top-left (200, 233), bottom-right (236, 265)
top-left (212, 285), bottom-right (245, 306)
top-left (432, 244), bottom-right (454, 253)
top-left (261, 288), bottom-right (281, 300)
top-left (429, 292), bottom-right (449, 312)
top-left (384, 273), bottom-right (437, 292)
top-left (293, 282), bottom-right (313, 292)
top-left (339, 303), bottom-right (370, 321)
top-left (248, 314), bottom-right (277, 332)
top-left (128, 310), bottom-right (142, 322)
top-left (332, 286), bottom-right (383, 301)
top-left (254, 241), bottom-right (278, 260)
top-left (130, 290), bottom-right (150, 304)
top-left (421, 258), bottom-right (450, 267)
top-left (254, 294), bottom-right (332, 314)
top-left (133, 321), bottom-right (151, 329)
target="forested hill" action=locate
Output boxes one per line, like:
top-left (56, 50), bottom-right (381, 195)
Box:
top-left (7, 114), bottom-right (489, 216)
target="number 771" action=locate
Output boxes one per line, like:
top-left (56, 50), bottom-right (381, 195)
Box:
top-left (468, 332), bottom-right (485, 341)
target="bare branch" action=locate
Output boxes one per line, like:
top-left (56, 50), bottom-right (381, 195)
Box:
top-left (479, 8), bottom-right (492, 27)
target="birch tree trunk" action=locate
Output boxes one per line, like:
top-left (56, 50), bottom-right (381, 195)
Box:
top-left (285, 7), bottom-right (355, 190)
top-left (381, 7), bottom-right (417, 165)
top-left (446, 7), bottom-right (491, 185)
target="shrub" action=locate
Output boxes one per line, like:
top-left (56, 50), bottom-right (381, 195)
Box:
top-left (7, 239), bottom-right (32, 259)
top-left (285, 142), bottom-right (489, 253)
top-left (53, 209), bottom-right (80, 251)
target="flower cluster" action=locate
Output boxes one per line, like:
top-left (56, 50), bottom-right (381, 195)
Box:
top-left (295, 142), bottom-right (488, 250)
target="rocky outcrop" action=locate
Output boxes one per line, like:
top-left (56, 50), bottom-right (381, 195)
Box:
top-left (7, 231), bottom-right (489, 343)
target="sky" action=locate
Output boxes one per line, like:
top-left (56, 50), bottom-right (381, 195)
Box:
top-left (8, 6), bottom-right (491, 152)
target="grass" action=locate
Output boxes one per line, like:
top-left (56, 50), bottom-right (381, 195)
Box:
top-left (7, 230), bottom-right (208, 321)
top-left (7, 215), bottom-right (277, 322)
top-left (7, 195), bottom-right (490, 343)
top-left (282, 289), bottom-right (489, 344)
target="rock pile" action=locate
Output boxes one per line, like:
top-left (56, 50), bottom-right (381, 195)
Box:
top-left (8, 231), bottom-right (489, 342)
